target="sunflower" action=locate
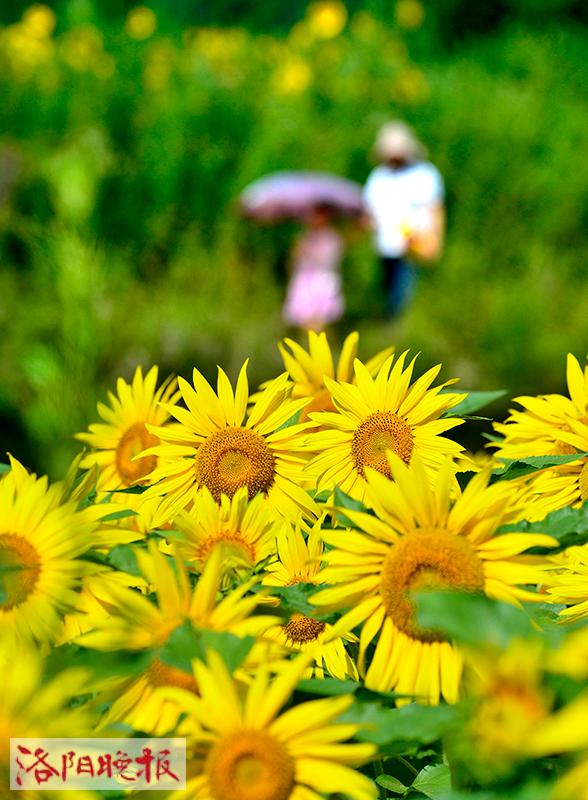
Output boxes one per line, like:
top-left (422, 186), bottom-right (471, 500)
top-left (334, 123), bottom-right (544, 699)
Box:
top-left (303, 351), bottom-right (467, 503)
top-left (514, 416), bottom-right (588, 519)
top-left (161, 650), bottom-right (377, 800)
top-left (517, 659), bottom-right (588, 800)
top-left (174, 485), bottom-right (279, 582)
top-left (493, 354), bottom-right (588, 462)
top-left (0, 632), bottom-right (98, 799)
top-left (57, 567), bottom-right (147, 644)
top-left (76, 365), bottom-right (179, 529)
top-left (544, 544), bottom-right (588, 622)
top-left (142, 363), bottom-right (318, 528)
top-left (278, 330), bottom-right (394, 421)
top-left (489, 355), bottom-right (588, 518)
top-left (77, 542), bottom-right (278, 735)
top-left (0, 458), bottom-right (103, 646)
top-left (263, 519), bottom-right (358, 680)
top-left (446, 639), bottom-right (553, 784)
top-left (312, 454), bottom-right (557, 704)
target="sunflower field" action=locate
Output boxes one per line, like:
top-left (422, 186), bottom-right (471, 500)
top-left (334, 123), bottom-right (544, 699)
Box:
top-left (5, 329), bottom-right (588, 799)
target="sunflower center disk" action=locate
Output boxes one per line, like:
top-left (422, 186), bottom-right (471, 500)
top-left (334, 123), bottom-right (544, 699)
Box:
top-left (283, 612), bottom-right (326, 644)
top-left (195, 427), bottom-right (276, 501)
top-left (206, 730), bottom-right (295, 800)
top-left (380, 530), bottom-right (485, 642)
top-left (146, 657), bottom-right (198, 691)
top-left (579, 463), bottom-right (588, 501)
top-left (0, 534), bottom-right (41, 610)
top-left (352, 411), bottom-right (414, 478)
top-left (115, 422), bottom-right (159, 485)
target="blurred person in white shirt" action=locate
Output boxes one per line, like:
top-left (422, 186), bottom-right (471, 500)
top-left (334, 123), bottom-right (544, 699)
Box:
top-left (363, 120), bottom-right (445, 316)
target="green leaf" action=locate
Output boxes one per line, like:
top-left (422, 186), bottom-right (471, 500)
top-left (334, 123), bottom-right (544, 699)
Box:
top-left (376, 774), bottom-right (407, 793)
top-left (493, 453), bottom-right (588, 481)
top-left (439, 783), bottom-right (551, 800)
top-left (159, 620), bottom-right (200, 672)
top-left (260, 583), bottom-right (336, 622)
top-left (44, 644), bottom-right (152, 682)
top-left (412, 764), bottom-right (451, 799)
top-left (197, 630), bottom-right (255, 672)
top-left (159, 622), bottom-right (256, 674)
top-left (333, 486), bottom-right (370, 528)
top-left (275, 408), bottom-right (302, 432)
top-left (296, 678), bottom-right (361, 696)
top-left (99, 508), bottom-right (139, 522)
top-left (445, 390), bottom-right (508, 417)
top-left (334, 486), bottom-right (367, 513)
top-left (106, 544), bottom-right (142, 576)
top-left (340, 701), bottom-right (458, 750)
top-left (0, 462), bottom-right (10, 475)
top-left (415, 591), bottom-right (534, 647)
top-left (109, 484), bottom-right (149, 494)
top-left (498, 502), bottom-right (588, 549)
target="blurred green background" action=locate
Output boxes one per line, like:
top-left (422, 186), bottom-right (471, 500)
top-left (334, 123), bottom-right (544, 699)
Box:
top-left (2, 0), bottom-right (588, 476)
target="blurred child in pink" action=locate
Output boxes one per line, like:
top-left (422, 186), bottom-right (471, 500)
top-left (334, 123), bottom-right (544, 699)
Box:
top-left (282, 202), bottom-right (344, 331)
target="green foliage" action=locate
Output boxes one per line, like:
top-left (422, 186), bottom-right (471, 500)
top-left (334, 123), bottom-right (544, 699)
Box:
top-left (1, 4), bottom-right (587, 473)
top-left (333, 485), bottom-right (371, 527)
top-left (444, 390), bottom-right (508, 417)
top-left (415, 591), bottom-right (536, 647)
top-left (340, 701), bottom-right (459, 752)
top-left (493, 453), bottom-right (588, 481)
top-left (159, 621), bottom-right (255, 672)
top-left (256, 582), bottom-right (337, 622)
top-left (500, 502), bottom-right (588, 550)
top-left (105, 544), bottom-right (141, 576)
top-left (411, 764), bottom-right (452, 799)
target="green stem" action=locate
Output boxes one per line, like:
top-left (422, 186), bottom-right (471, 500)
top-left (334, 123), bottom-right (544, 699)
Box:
top-left (395, 754), bottom-right (419, 777)
top-left (372, 759), bottom-right (387, 799)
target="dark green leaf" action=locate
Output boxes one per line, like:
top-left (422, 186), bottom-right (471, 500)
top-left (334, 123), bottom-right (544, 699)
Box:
top-left (412, 764), bottom-right (451, 799)
top-left (296, 678), bottom-right (361, 696)
top-left (445, 390), bottom-right (508, 417)
top-left (339, 701), bottom-right (458, 749)
top-left (439, 782), bottom-right (552, 800)
top-left (498, 502), bottom-right (588, 550)
top-left (106, 544), bottom-right (142, 576)
top-left (415, 591), bottom-right (534, 647)
top-left (0, 462), bottom-right (10, 475)
top-left (159, 622), bottom-right (256, 674)
top-left (44, 644), bottom-right (152, 682)
top-left (158, 620), bottom-right (200, 672)
top-left (493, 453), bottom-right (588, 481)
top-left (109, 484), bottom-right (149, 494)
top-left (333, 486), bottom-right (370, 528)
top-left (197, 630), bottom-right (255, 672)
top-left (334, 486), bottom-right (367, 513)
top-left (260, 583), bottom-right (336, 622)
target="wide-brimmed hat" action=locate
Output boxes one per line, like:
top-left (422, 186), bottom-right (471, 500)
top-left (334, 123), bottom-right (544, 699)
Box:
top-left (373, 120), bottom-right (426, 162)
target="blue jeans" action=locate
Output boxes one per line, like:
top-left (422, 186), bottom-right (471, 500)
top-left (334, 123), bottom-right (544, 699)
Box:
top-left (381, 256), bottom-right (416, 316)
